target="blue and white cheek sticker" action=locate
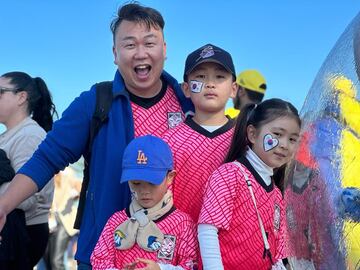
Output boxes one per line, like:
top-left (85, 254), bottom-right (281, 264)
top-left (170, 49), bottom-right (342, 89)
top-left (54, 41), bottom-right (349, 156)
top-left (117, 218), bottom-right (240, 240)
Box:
top-left (263, 134), bottom-right (279, 152)
top-left (130, 188), bottom-right (138, 200)
top-left (190, 80), bottom-right (203, 93)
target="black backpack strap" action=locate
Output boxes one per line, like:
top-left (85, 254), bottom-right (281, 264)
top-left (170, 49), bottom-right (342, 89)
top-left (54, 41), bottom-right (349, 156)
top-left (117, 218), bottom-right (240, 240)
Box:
top-left (74, 81), bottom-right (113, 229)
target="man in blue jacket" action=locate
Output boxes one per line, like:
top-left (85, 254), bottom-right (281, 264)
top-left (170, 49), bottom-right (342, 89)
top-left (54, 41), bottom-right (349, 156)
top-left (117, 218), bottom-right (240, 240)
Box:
top-left (0, 3), bottom-right (193, 269)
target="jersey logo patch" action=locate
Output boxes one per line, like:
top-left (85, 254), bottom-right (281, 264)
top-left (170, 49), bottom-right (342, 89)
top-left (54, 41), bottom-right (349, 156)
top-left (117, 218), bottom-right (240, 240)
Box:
top-left (286, 206), bottom-right (296, 229)
top-left (168, 112), bottom-right (183, 129)
top-left (157, 234), bottom-right (176, 260)
top-left (274, 204), bottom-right (281, 231)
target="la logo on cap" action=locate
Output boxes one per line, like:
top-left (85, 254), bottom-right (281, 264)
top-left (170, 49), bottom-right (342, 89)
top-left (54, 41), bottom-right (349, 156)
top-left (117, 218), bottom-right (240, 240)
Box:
top-left (137, 150), bottom-right (148, 164)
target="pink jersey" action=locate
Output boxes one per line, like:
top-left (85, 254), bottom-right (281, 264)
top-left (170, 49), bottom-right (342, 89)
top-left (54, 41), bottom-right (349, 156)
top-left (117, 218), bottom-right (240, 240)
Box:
top-left (199, 159), bottom-right (286, 270)
top-left (285, 180), bottom-right (313, 259)
top-left (131, 84), bottom-right (185, 138)
top-left (91, 207), bottom-right (198, 269)
top-left (285, 167), bottom-right (336, 268)
top-left (163, 117), bottom-right (234, 222)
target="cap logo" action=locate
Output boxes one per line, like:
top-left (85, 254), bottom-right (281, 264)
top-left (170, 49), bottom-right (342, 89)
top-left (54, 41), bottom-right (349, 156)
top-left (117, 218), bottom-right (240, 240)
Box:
top-left (137, 150), bottom-right (148, 164)
top-left (199, 45), bottom-right (215, 59)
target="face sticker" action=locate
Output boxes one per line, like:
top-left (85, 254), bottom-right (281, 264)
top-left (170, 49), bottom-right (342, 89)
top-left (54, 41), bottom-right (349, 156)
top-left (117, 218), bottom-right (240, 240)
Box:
top-left (190, 80), bottom-right (203, 93)
top-left (130, 187), bottom-right (138, 201)
top-left (263, 134), bottom-right (279, 152)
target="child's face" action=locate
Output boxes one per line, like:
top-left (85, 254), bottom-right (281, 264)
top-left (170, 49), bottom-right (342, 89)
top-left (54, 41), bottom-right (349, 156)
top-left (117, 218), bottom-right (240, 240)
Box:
top-left (247, 116), bottom-right (300, 168)
top-left (183, 62), bottom-right (237, 114)
top-left (128, 171), bottom-right (174, 208)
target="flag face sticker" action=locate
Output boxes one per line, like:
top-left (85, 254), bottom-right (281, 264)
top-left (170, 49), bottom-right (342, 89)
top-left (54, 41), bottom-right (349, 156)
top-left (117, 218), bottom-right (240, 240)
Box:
top-left (263, 134), bottom-right (279, 152)
top-left (190, 80), bottom-right (203, 93)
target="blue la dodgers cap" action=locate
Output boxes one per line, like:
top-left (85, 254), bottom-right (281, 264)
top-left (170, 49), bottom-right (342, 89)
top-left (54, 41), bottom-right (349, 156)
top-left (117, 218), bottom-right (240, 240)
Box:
top-left (120, 135), bottom-right (174, 185)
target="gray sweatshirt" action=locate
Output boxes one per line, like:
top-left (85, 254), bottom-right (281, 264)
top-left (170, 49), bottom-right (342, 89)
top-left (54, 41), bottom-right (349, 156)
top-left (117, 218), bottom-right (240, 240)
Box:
top-left (0, 117), bottom-right (54, 225)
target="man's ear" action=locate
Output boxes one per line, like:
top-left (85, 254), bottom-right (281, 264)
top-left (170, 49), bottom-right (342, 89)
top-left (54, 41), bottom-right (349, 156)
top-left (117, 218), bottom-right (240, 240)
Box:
top-left (246, 124), bottom-right (257, 144)
top-left (166, 170), bottom-right (176, 186)
top-left (163, 41), bottom-right (167, 59)
top-left (113, 45), bottom-right (118, 65)
top-left (181, 82), bottom-right (191, 98)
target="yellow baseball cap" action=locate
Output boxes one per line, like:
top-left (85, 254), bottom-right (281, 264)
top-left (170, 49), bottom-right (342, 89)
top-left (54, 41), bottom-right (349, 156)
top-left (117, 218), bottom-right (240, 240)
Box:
top-left (236, 69), bottom-right (267, 94)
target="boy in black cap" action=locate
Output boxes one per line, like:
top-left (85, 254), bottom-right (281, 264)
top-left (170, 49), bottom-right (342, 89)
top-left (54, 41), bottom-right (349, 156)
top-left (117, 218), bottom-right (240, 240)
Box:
top-left (91, 135), bottom-right (198, 270)
top-left (163, 44), bottom-right (237, 222)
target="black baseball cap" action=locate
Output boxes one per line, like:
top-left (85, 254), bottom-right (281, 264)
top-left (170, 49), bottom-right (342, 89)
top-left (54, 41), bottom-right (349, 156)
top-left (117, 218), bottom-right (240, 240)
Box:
top-left (183, 44), bottom-right (236, 81)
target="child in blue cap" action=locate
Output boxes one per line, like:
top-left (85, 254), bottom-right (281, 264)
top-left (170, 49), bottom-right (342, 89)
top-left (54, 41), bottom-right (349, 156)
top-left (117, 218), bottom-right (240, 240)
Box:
top-left (91, 135), bottom-right (198, 270)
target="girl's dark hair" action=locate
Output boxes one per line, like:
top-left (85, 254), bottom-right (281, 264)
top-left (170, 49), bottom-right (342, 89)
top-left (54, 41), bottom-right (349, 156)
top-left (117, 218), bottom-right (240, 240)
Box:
top-left (225, 98), bottom-right (301, 190)
top-left (110, 2), bottom-right (165, 39)
top-left (2, 71), bottom-right (58, 132)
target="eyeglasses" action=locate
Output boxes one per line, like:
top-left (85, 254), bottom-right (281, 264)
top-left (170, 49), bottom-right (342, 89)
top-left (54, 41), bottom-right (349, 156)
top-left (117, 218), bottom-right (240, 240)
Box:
top-left (0, 87), bottom-right (21, 95)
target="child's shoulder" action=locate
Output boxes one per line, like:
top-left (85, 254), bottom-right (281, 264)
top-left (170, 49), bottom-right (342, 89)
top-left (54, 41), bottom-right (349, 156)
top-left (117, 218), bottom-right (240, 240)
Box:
top-left (162, 208), bottom-right (196, 227)
top-left (172, 208), bottom-right (195, 222)
top-left (214, 161), bottom-right (247, 175)
top-left (209, 161), bottom-right (252, 185)
top-left (106, 209), bottom-right (128, 227)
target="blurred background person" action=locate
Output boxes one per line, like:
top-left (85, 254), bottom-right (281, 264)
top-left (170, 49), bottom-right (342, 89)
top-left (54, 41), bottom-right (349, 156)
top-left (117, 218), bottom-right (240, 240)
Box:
top-left (0, 148), bottom-right (29, 269)
top-left (43, 166), bottom-right (81, 270)
top-left (226, 69), bottom-right (267, 118)
top-left (0, 71), bottom-right (57, 268)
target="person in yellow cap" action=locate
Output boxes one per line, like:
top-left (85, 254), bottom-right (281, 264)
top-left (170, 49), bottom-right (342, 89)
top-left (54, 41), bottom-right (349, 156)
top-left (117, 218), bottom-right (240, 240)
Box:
top-left (226, 69), bottom-right (267, 118)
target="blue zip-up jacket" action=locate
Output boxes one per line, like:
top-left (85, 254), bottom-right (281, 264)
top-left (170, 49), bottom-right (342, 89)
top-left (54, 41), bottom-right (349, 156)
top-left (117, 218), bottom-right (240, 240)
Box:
top-left (19, 70), bottom-right (193, 264)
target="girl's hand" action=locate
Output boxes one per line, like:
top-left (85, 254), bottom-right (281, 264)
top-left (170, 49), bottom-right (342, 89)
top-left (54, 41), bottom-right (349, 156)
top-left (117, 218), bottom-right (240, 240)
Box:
top-left (134, 258), bottom-right (160, 270)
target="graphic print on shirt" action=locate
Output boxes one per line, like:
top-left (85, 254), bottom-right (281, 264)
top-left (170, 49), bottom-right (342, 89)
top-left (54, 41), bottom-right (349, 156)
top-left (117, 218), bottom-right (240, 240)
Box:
top-left (168, 112), bottom-right (183, 129)
top-left (157, 234), bottom-right (176, 260)
top-left (148, 236), bottom-right (162, 251)
top-left (286, 206), bottom-right (296, 229)
top-left (274, 203), bottom-right (281, 231)
top-left (114, 229), bottom-right (126, 248)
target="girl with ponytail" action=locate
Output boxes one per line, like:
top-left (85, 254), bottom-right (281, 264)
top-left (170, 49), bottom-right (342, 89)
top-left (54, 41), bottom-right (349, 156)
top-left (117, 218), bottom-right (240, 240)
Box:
top-left (198, 98), bottom-right (301, 270)
top-left (0, 71), bottom-right (57, 268)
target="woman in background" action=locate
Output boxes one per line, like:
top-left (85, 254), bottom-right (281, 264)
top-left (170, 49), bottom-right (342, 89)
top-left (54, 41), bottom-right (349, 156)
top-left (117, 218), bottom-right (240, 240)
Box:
top-left (0, 71), bottom-right (57, 268)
